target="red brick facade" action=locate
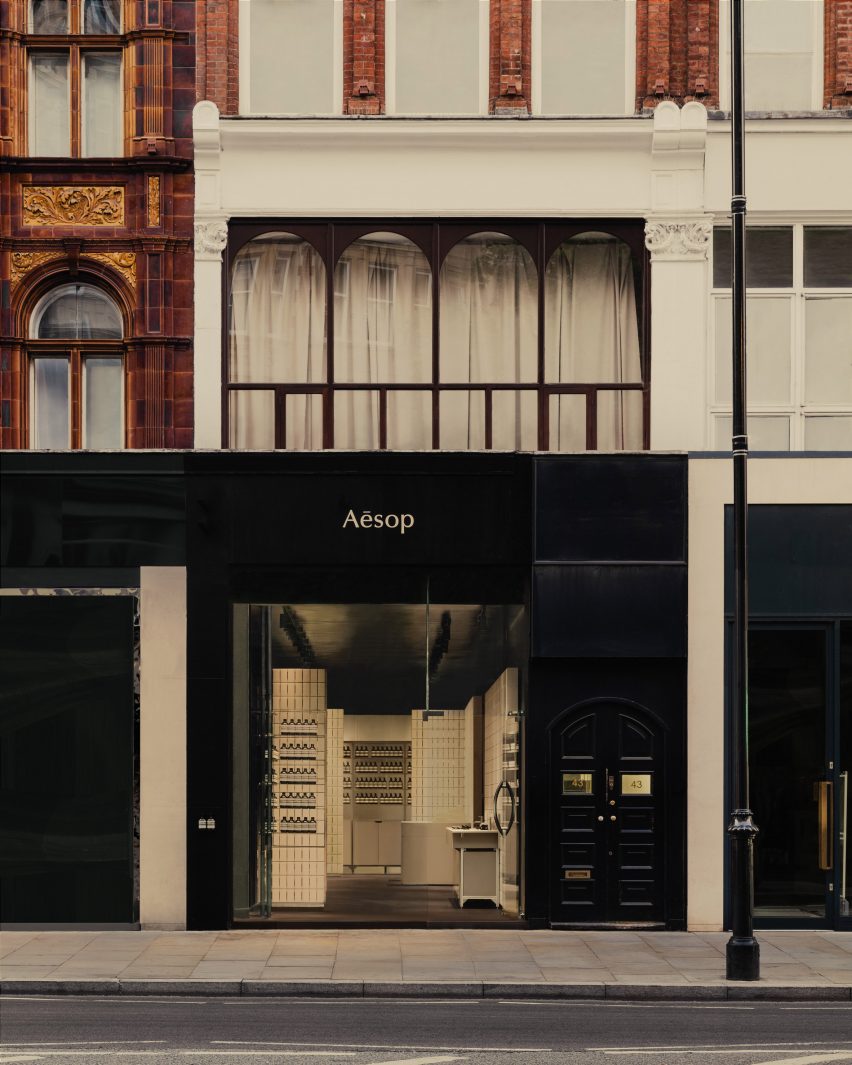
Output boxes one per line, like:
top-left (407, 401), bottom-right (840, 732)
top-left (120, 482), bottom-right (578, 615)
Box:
top-left (0, 0), bottom-right (195, 449)
top-left (343, 0), bottom-right (385, 115)
top-left (490, 0), bottom-right (532, 114)
top-left (825, 0), bottom-right (852, 107)
top-left (636, 0), bottom-right (719, 111)
top-left (197, 0), bottom-right (239, 116)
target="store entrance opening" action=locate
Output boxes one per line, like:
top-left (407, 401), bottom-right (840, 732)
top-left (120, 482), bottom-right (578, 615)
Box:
top-left (232, 592), bottom-right (526, 927)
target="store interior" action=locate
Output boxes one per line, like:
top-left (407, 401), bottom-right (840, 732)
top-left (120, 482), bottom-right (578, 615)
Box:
top-left (233, 600), bottom-right (527, 926)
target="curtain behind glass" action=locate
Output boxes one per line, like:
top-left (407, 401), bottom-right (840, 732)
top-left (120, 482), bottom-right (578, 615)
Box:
top-left (229, 237), bottom-right (326, 449)
top-left (545, 237), bottom-right (642, 450)
top-left (83, 53), bottom-right (122, 156)
top-left (32, 358), bottom-right (70, 448)
top-left (334, 234), bottom-right (431, 448)
top-left (84, 358), bottom-right (123, 448)
top-left (439, 234), bottom-right (537, 383)
top-left (84, 0), bottom-right (121, 32)
top-left (30, 54), bottom-right (69, 155)
top-left (31, 0), bottom-right (68, 32)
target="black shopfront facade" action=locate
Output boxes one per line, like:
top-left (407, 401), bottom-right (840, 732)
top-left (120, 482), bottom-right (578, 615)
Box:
top-left (1, 450), bottom-right (688, 930)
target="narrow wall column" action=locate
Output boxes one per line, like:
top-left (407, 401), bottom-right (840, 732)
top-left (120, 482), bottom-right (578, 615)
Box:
top-left (825, 0), bottom-right (852, 108)
top-left (636, 0), bottom-right (718, 110)
top-left (140, 566), bottom-right (187, 930)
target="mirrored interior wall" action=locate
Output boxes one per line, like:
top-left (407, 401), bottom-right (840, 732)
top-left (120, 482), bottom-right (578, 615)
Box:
top-left (233, 594), bottom-right (526, 925)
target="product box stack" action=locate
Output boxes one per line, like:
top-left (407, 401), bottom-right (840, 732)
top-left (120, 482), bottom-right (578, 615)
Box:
top-left (271, 668), bottom-right (327, 907)
top-left (325, 707), bottom-right (344, 874)
top-left (410, 708), bottom-right (467, 822)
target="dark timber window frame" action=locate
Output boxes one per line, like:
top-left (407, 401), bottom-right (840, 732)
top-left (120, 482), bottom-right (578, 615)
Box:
top-left (223, 220), bottom-right (651, 452)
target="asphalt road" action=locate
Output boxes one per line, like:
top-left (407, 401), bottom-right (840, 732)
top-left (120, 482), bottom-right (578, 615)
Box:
top-left (1, 995), bottom-right (851, 1065)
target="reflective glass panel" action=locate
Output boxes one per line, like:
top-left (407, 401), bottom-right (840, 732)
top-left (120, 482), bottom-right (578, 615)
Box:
top-left (334, 390), bottom-right (380, 449)
top-left (229, 235), bottom-right (327, 384)
top-left (804, 228), bottom-right (852, 288)
top-left (492, 390), bottom-right (538, 451)
top-left (439, 391), bottom-right (485, 450)
top-left (30, 0), bottom-right (68, 32)
top-left (29, 54), bottom-right (69, 156)
top-left (84, 0), bottom-right (121, 33)
top-left (284, 393), bottom-right (323, 451)
top-left (386, 391), bottom-right (432, 450)
top-left (32, 357), bottom-right (70, 449)
top-left (440, 234), bottom-right (537, 383)
top-left (714, 414), bottom-right (791, 452)
top-left (712, 228), bottom-right (794, 288)
top-left (548, 393), bottom-right (586, 452)
top-left (540, 0), bottom-right (627, 115)
top-left (804, 416), bottom-right (852, 451)
top-left (229, 390), bottom-right (276, 449)
top-left (32, 284), bottom-right (123, 340)
top-left (395, 0), bottom-right (480, 114)
top-left (334, 233), bottom-right (431, 384)
top-left (84, 357), bottom-right (123, 448)
top-left (83, 53), bottom-right (122, 156)
top-left (804, 298), bottom-right (852, 405)
top-left (714, 297), bottom-right (792, 404)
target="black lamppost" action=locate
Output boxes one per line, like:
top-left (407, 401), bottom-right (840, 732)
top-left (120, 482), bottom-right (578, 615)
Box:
top-left (726, 0), bottom-right (760, 983)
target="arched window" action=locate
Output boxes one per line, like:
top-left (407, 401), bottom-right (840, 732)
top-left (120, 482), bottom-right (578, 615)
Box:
top-left (28, 283), bottom-right (125, 449)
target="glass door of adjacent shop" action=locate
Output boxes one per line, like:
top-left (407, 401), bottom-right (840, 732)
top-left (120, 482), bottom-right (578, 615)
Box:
top-left (231, 572), bottom-right (528, 927)
top-left (748, 623), bottom-right (851, 929)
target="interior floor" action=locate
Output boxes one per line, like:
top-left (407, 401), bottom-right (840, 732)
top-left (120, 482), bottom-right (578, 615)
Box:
top-left (238, 874), bottom-right (527, 928)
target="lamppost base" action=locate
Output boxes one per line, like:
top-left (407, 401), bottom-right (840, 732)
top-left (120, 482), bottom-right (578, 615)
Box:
top-left (726, 935), bottom-right (760, 981)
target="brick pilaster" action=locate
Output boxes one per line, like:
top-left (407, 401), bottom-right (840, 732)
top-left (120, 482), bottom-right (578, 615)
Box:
top-left (196, 0), bottom-right (239, 114)
top-left (490, 0), bottom-right (531, 113)
top-left (825, 0), bottom-right (852, 108)
top-left (343, 0), bottom-right (385, 115)
top-left (636, 0), bottom-right (718, 111)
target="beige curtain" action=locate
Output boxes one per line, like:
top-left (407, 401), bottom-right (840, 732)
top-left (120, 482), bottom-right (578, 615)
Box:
top-left (229, 238), bottom-right (326, 449)
top-left (545, 238), bottom-right (642, 451)
top-left (439, 235), bottom-right (538, 450)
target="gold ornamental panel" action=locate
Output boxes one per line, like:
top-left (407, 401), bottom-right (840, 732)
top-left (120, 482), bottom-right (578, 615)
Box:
top-left (10, 251), bottom-right (64, 286)
top-left (85, 252), bottom-right (137, 288)
top-left (23, 186), bottom-right (125, 227)
top-left (147, 176), bottom-right (161, 227)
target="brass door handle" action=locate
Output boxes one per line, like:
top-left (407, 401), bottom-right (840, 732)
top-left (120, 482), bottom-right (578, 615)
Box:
top-left (818, 780), bottom-right (834, 871)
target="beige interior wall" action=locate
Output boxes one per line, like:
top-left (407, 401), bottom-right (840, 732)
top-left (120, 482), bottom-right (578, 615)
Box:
top-left (687, 456), bottom-right (852, 931)
top-left (139, 567), bottom-right (187, 930)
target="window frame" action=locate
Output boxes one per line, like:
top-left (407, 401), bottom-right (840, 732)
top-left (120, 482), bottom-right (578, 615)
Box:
top-left (223, 219), bottom-right (650, 452)
top-left (26, 0), bottom-right (125, 158)
top-left (708, 222), bottom-right (852, 451)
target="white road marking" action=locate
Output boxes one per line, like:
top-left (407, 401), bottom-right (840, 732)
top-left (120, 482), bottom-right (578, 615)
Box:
top-left (0, 1056), bottom-right (45, 1063)
top-left (753, 1055), bottom-right (852, 1065)
top-left (214, 1041), bottom-right (550, 1053)
top-left (363, 1057), bottom-right (465, 1065)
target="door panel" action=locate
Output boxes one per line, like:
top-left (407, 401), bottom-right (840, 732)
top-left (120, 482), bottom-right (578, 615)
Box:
top-left (551, 700), bottom-right (665, 923)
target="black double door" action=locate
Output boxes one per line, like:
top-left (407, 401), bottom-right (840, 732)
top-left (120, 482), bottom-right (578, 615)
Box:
top-left (551, 700), bottom-right (665, 924)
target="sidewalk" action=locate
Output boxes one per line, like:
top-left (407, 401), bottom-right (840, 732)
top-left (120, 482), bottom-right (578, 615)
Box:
top-left (2, 929), bottom-right (851, 1001)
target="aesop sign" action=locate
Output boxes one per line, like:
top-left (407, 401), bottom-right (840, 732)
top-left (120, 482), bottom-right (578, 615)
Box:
top-left (342, 509), bottom-right (414, 534)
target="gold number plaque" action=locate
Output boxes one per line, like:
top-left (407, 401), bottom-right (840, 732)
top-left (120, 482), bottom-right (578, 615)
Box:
top-left (562, 772), bottom-right (593, 795)
top-left (621, 773), bottom-right (652, 796)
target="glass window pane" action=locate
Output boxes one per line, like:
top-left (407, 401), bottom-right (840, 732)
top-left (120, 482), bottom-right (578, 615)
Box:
top-left (84, 358), bottom-right (123, 448)
top-left (229, 235), bottom-right (327, 384)
top-left (545, 234), bottom-right (641, 383)
top-left (334, 390), bottom-right (379, 450)
top-left (540, 0), bottom-right (627, 115)
top-left (439, 391), bottom-right (485, 450)
top-left (335, 233), bottom-right (431, 384)
top-left (83, 53), bottom-right (122, 157)
top-left (722, 0), bottom-right (816, 111)
top-left (714, 414), bottom-right (791, 451)
top-left (804, 416), bottom-right (852, 451)
top-left (29, 54), bottom-right (69, 156)
top-left (387, 391), bottom-right (432, 450)
top-left (84, 0), bottom-right (121, 32)
top-left (230, 390), bottom-right (276, 449)
top-left (32, 284), bottom-right (123, 340)
top-left (804, 228), bottom-right (852, 288)
top-left (284, 393), bottom-right (323, 450)
top-left (712, 228), bottom-right (794, 288)
top-left (250, 0), bottom-right (336, 114)
top-left (597, 389), bottom-right (644, 450)
top-left (714, 297), bottom-right (792, 404)
top-left (804, 298), bottom-right (852, 405)
top-left (395, 0), bottom-right (480, 114)
top-left (440, 234), bottom-right (537, 384)
top-left (32, 357), bottom-right (70, 449)
top-left (31, 0), bottom-right (68, 32)
top-left (492, 390), bottom-right (538, 451)
top-left (548, 393), bottom-right (586, 452)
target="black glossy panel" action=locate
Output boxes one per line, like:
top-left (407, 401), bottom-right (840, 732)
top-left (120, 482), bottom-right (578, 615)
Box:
top-left (533, 565), bottom-right (687, 658)
top-left (619, 880), bottom-right (654, 906)
top-left (619, 843), bottom-right (654, 869)
top-left (561, 843), bottom-right (596, 865)
top-left (535, 456), bottom-right (687, 562)
top-left (725, 506), bottom-right (852, 616)
top-left (619, 715), bottom-right (654, 759)
top-left (561, 714), bottom-right (595, 757)
top-left (561, 882), bottom-right (596, 905)
top-left (0, 595), bottom-right (134, 922)
top-left (561, 807), bottom-right (596, 832)
top-left (620, 808), bottom-right (655, 832)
